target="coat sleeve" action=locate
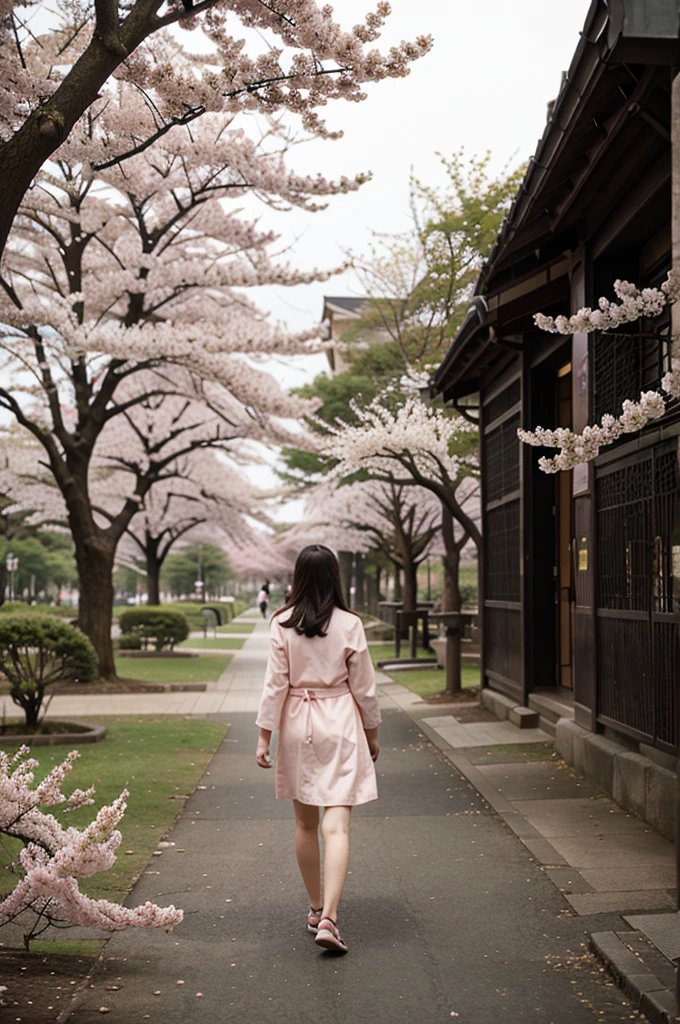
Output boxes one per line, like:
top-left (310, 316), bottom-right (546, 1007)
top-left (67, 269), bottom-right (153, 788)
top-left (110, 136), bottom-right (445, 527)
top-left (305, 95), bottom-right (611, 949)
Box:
top-left (347, 619), bottom-right (382, 729)
top-left (256, 619), bottom-right (290, 731)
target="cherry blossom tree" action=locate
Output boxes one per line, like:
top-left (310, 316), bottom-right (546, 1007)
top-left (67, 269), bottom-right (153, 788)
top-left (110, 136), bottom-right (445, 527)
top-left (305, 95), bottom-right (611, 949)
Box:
top-left (0, 89), bottom-right (384, 675)
top-left (117, 450), bottom-right (260, 605)
top-left (295, 478), bottom-right (440, 613)
top-left (320, 394), bottom-right (480, 562)
top-left (518, 271), bottom-right (680, 471)
top-left (0, 1), bottom-right (431, 260)
top-left (225, 533), bottom-right (295, 585)
top-left (0, 746), bottom-right (182, 949)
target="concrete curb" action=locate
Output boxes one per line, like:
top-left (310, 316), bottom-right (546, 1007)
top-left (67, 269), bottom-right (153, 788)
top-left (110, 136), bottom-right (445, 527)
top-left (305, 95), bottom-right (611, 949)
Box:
top-left (0, 718), bottom-right (107, 746)
top-left (590, 931), bottom-right (678, 1024)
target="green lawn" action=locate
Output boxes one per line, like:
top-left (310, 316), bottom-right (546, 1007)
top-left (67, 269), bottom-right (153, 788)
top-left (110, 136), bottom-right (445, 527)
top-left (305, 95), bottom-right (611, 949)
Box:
top-left (218, 622), bottom-right (255, 635)
top-left (115, 653), bottom-right (231, 683)
top-left (178, 636), bottom-right (245, 650)
top-left (369, 643), bottom-right (433, 666)
top-left (384, 663), bottom-right (480, 698)
top-left (0, 718), bottom-right (227, 912)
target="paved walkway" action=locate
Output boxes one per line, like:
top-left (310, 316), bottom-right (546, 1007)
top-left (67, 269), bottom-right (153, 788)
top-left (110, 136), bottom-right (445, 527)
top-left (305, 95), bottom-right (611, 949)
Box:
top-left (41, 612), bottom-right (269, 718)
top-left (63, 617), bottom-right (660, 1023)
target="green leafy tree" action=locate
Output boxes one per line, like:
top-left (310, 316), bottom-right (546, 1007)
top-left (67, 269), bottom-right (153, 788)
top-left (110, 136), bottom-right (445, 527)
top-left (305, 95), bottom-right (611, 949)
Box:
top-left (347, 151), bottom-right (525, 373)
top-left (161, 544), bottom-right (233, 601)
top-left (0, 529), bottom-right (78, 603)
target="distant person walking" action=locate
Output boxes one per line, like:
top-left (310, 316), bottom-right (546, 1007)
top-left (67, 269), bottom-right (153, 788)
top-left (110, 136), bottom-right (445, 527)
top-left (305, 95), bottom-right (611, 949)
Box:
top-left (257, 585), bottom-right (269, 619)
top-left (255, 545), bottom-right (381, 954)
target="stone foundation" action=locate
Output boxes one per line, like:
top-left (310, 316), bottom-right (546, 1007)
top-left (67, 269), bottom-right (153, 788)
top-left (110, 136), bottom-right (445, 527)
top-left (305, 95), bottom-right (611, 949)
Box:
top-left (556, 719), bottom-right (675, 842)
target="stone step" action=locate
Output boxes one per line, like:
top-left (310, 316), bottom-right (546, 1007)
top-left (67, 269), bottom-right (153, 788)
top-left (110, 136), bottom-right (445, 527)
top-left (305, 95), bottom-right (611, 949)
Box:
top-left (528, 690), bottom-right (575, 725)
top-left (508, 705), bottom-right (540, 729)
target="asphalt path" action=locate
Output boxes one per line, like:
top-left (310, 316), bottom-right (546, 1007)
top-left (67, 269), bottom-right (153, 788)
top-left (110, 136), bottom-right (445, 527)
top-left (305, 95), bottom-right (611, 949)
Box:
top-left (69, 707), bottom-right (646, 1024)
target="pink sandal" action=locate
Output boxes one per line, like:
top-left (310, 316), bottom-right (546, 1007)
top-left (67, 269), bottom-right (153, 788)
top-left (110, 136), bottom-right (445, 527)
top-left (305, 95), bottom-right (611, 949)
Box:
top-left (315, 917), bottom-right (348, 953)
top-left (307, 906), bottom-right (323, 934)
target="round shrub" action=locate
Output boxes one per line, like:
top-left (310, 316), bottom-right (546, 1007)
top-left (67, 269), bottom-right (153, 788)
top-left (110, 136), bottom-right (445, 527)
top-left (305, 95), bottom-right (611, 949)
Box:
top-left (118, 633), bottom-right (142, 651)
top-left (0, 615), bottom-right (98, 728)
top-left (118, 607), bottom-right (189, 651)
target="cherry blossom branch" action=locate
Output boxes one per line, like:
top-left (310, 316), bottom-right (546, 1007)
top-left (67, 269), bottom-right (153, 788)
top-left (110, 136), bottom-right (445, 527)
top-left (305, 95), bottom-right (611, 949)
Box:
top-left (0, 748), bottom-right (182, 944)
top-left (519, 270), bottom-right (680, 471)
top-left (92, 104), bottom-right (207, 170)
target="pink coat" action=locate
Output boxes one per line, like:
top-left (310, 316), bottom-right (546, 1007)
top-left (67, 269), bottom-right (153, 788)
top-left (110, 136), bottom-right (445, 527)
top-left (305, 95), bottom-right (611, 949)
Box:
top-left (256, 607), bottom-right (381, 806)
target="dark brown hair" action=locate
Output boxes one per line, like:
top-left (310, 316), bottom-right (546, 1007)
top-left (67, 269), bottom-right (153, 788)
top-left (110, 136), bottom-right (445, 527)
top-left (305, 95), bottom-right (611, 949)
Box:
top-left (275, 544), bottom-right (356, 637)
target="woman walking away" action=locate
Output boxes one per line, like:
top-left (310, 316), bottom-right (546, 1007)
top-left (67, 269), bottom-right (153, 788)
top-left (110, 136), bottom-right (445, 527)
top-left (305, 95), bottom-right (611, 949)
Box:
top-left (255, 545), bottom-right (381, 954)
top-left (257, 584), bottom-right (269, 619)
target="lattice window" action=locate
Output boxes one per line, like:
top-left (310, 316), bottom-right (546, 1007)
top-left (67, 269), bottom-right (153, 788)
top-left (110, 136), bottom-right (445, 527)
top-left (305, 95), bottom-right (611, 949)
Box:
top-left (596, 459), bottom-right (653, 612)
top-left (485, 414), bottom-right (520, 505)
top-left (592, 287), bottom-right (671, 423)
top-left (486, 500), bottom-right (520, 603)
top-left (595, 443), bottom-right (680, 751)
top-left (485, 379), bottom-right (520, 425)
top-left (653, 450), bottom-right (680, 615)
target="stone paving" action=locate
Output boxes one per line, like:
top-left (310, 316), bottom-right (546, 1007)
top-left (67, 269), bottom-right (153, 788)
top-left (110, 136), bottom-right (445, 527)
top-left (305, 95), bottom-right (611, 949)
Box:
top-left (62, 618), bottom-right (654, 1023)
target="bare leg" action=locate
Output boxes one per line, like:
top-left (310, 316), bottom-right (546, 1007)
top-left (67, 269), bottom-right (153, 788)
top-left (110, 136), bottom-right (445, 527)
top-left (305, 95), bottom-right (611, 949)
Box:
top-left (293, 800), bottom-right (322, 908)
top-left (321, 805), bottom-right (351, 922)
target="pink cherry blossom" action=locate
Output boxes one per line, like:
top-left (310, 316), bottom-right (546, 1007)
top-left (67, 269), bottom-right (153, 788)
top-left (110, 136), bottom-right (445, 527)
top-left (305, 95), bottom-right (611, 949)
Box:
top-left (0, 747), bottom-right (182, 939)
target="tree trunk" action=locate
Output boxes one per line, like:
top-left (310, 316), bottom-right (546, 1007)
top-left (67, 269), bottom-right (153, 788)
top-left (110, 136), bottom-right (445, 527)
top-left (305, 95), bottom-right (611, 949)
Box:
top-left (337, 550), bottom-right (353, 605)
top-left (146, 534), bottom-right (161, 607)
top-left (354, 553), bottom-right (366, 613)
top-left (23, 697), bottom-right (40, 730)
top-left (0, 562), bottom-right (5, 606)
top-left (441, 509), bottom-right (463, 614)
top-left (75, 535), bottom-right (116, 679)
top-left (401, 552), bottom-right (417, 614)
top-left (440, 508), bottom-right (464, 695)
top-left (366, 570), bottom-right (376, 617)
top-left (393, 566), bottom-right (402, 602)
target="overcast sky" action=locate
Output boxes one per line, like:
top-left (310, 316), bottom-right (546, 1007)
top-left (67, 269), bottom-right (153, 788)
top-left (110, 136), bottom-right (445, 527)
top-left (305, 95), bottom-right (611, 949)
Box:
top-left (249, 0), bottom-right (593, 392)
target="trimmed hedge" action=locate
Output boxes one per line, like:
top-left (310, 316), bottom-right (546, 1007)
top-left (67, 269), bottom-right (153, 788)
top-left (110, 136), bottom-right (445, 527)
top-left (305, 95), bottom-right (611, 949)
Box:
top-left (118, 633), bottom-right (142, 651)
top-left (119, 607), bottom-right (189, 651)
top-left (0, 615), bottom-right (98, 727)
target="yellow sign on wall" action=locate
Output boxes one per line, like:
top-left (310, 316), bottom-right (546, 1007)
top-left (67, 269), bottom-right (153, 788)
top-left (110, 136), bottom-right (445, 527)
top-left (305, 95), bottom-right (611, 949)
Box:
top-left (578, 537), bottom-right (588, 572)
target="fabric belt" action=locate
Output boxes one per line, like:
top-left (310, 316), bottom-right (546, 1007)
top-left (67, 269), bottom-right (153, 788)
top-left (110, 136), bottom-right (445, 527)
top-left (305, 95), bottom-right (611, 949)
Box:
top-left (288, 684), bottom-right (351, 745)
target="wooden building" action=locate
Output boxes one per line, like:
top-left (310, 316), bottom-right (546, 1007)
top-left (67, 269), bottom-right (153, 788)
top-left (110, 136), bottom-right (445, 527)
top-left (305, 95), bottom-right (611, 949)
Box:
top-left (430, 0), bottom-right (680, 825)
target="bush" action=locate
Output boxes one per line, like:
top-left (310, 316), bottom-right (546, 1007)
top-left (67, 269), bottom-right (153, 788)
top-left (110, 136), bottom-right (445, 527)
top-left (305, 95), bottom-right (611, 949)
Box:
top-left (118, 633), bottom-right (142, 651)
top-left (0, 615), bottom-right (98, 728)
top-left (119, 607), bottom-right (189, 651)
